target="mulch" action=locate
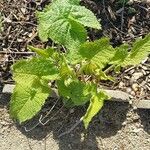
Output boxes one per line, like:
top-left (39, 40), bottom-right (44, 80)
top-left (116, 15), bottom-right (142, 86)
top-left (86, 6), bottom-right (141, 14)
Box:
top-left (0, 0), bottom-right (150, 99)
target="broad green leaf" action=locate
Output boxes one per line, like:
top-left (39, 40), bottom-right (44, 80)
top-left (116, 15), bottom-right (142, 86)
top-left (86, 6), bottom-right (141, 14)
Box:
top-left (79, 38), bottom-right (116, 69)
top-left (37, 0), bottom-right (100, 50)
top-left (10, 57), bottom-right (59, 122)
top-left (10, 81), bottom-right (50, 123)
top-left (57, 79), bottom-right (94, 106)
top-left (12, 57), bottom-right (59, 84)
top-left (83, 91), bottom-right (109, 129)
top-left (122, 34), bottom-right (150, 66)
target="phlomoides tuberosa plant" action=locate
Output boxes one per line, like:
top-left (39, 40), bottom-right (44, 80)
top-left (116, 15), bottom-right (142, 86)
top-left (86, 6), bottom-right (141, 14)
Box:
top-left (10, 0), bottom-right (150, 129)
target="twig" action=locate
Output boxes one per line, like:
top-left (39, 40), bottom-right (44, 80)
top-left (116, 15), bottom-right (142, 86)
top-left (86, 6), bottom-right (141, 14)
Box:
top-left (0, 51), bottom-right (35, 55)
top-left (24, 98), bottom-right (63, 132)
top-left (10, 21), bottom-right (37, 27)
top-left (121, 0), bottom-right (125, 31)
top-left (58, 117), bottom-right (83, 138)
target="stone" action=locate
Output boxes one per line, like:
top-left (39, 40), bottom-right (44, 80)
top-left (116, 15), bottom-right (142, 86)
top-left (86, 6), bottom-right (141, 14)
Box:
top-left (131, 72), bottom-right (143, 82)
top-left (2, 84), bottom-right (15, 93)
top-left (132, 83), bottom-right (139, 92)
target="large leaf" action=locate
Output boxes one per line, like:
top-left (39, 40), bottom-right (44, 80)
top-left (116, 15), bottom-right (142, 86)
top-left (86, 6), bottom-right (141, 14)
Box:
top-left (83, 91), bottom-right (109, 129)
top-left (122, 34), bottom-right (150, 66)
top-left (79, 38), bottom-right (116, 69)
top-left (10, 81), bottom-right (50, 123)
top-left (57, 79), bottom-right (94, 106)
top-left (37, 0), bottom-right (100, 50)
top-left (10, 57), bottom-right (59, 122)
top-left (12, 57), bottom-right (59, 83)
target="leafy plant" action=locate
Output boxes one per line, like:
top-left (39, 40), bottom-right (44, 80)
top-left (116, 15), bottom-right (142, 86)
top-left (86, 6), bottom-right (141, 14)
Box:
top-left (10, 0), bottom-right (150, 128)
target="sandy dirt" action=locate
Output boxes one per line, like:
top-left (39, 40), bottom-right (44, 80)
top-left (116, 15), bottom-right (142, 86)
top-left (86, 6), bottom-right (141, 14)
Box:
top-left (0, 94), bottom-right (149, 150)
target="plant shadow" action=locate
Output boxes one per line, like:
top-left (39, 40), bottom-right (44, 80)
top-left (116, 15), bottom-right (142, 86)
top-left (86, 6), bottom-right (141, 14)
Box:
top-left (15, 100), bottom-right (130, 150)
top-left (0, 93), bottom-right (11, 108)
top-left (137, 109), bottom-right (150, 134)
top-left (1, 94), bottom-right (150, 149)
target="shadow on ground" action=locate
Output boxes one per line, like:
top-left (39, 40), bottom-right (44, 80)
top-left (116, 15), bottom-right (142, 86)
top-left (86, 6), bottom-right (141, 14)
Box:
top-left (0, 93), bottom-right (149, 150)
top-left (137, 109), bottom-right (150, 134)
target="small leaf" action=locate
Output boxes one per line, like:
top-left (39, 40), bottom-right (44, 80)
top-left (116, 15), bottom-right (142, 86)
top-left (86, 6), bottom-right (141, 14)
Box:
top-left (122, 34), bottom-right (150, 66)
top-left (83, 91), bottom-right (109, 129)
top-left (27, 45), bottom-right (54, 58)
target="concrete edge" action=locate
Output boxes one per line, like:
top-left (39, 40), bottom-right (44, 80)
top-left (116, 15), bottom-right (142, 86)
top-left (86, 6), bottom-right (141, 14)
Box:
top-left (2, 84), bottom-right (150, 109)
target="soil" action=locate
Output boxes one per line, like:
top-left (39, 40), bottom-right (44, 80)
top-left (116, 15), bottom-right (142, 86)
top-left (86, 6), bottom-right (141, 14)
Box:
top-left (0, 94), bottom-right (150, 150)
top-left (0, 0), bottom-right (150, 150)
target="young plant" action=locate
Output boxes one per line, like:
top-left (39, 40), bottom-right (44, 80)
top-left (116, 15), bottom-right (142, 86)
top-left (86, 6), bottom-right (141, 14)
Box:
top-left (10, 0), bottom-right (150, 128)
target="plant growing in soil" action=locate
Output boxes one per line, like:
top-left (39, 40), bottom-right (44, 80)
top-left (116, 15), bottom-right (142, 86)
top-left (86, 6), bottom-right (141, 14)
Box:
top-left (10, 0), bottom-right (150, 128)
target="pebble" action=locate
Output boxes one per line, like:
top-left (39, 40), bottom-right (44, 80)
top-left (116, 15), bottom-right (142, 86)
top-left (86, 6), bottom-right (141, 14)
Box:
top-left (69, 109), bottom-right (74, 114)
top-left (130, 91), bottom-right (136, 96)
top-left (132, 128), bottom-right (142, 133)
top-left (133, 106), bottom-right (138, 110)
top-left (132, 83), bottom-right (139, 92)
top-left (126, 87), bottom-right (132, 93)
top-left (131, 72), bottom-right (143, 82)
top-left (141, 65), bottom-right (148, 71)
top-left (118, 81), bottom-right (125, 88)
top-left (129, 100), bottom-right (133, 105)
top-left (122, 121), bottom-right (127, 126)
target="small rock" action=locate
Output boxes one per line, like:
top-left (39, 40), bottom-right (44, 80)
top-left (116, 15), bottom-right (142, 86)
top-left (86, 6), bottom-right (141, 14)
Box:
top-left (130, 91), bottom-right (135, 96)
top-left (132, 128), bottom-right (142, 133)
top-left (141, 66), bottom-right (148, 71)
top-left (122, 121), bottom-right (127, 126)
top-left (118, 81), bottom-right (125, 88)
top-left (126, 87), bottom-right (132, 93)
top-left (17, 39), bottom-right (23, 42)
top-left (131, 72), bottom-right (143, 82)
top-left (69, 109), bottom-right (74, 114)
top-left (129, 100), bottom-right (133, 105)
top-left (133, 106), bottom-right (138, 110)
top-left (132, 83), bottom-right (139, 92)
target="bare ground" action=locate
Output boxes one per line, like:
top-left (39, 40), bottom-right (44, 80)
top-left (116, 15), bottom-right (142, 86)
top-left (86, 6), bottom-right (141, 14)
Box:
top-left (0, 94), bottom-right (150, 150)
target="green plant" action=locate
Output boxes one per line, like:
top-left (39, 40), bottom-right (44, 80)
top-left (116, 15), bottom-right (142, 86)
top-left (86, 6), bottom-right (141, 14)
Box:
top-left (10, 0), bottom-right (150, 128)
